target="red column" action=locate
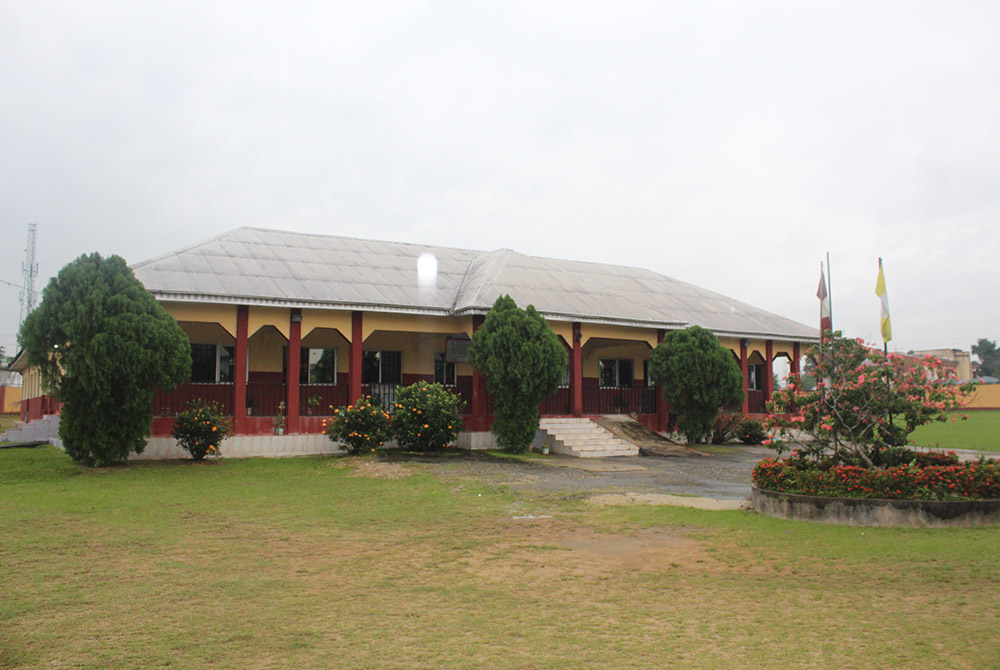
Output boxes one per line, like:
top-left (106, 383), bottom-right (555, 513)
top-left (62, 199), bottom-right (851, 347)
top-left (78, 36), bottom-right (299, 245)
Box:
top-left (764, 339), bottom-right (774, 406)
top-left (740, 339), bottom-right (749, 416)
top-left (286, 309), bottom-right (302, 433)
top-left (655, 329), bottom-right (668, 432)
top-left (471, 315), bottom-right (486, 431)
top-left (349, 311), bottom-right (363, 405)
top-left (792, 342), bottom-right (801, 376)
top-left (571, 322), bottom-right (583, 417)
top-left (234, 305), bottom-right (249, 434)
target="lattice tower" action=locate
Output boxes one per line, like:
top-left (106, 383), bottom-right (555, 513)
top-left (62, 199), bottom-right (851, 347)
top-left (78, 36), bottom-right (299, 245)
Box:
top-left (18, 223), bottom-right (38, 328)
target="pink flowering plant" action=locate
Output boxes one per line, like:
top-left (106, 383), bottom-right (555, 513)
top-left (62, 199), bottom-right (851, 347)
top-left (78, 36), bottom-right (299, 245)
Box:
top-left (753, 334), bottom-right (995, 500)
top-left (323, 395), bottom-right (392, 454)
top-left (763, 334), bottom-right (976, 468)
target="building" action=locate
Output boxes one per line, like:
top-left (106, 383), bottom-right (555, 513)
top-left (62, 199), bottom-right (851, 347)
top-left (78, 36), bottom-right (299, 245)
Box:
top-left (16, 227), bottom-right (817, 451)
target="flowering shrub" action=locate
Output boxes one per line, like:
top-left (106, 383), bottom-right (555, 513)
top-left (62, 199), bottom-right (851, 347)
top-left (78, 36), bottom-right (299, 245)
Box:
top-left (752, 452), bottom-right (1000, 501)
top-left (765, 334), bottom-right (976, 467)
top-left (324, 396), bottom-right (392, 454)
top-left (172, 400), bottom-right (232, 461)
top-left (392, 382), bottom-right (463, 451)
top-left (737, 417), bottom-right (766, 445)
top-left (711, 412), bottom-right (742, 444)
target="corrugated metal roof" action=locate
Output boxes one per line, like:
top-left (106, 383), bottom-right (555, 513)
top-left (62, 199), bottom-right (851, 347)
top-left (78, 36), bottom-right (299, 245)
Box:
top-left (132, 227), bottom-right (818, 341)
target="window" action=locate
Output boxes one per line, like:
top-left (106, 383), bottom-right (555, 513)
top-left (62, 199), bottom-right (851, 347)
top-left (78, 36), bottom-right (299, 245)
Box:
top-left (748, 363), bottom-right (764, 391)
top-left (599, 359), bottom-right (633, 388)
top-left (434, 352), bottom-right (456, 386)
top-left (643, 359), bottom-right (655, 387)
top-left (559, 364), bottom-right (570, 388)
top-left (190, 344), bottom-right (235, 383)
top-left (363, 351), bottom-right (402, 385)
top-left (304, 348), bottom-right (337, 384)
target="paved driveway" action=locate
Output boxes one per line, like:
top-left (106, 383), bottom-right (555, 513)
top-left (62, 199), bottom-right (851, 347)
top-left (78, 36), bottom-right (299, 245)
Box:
top-left (387, 444), bottom-right (774, 501)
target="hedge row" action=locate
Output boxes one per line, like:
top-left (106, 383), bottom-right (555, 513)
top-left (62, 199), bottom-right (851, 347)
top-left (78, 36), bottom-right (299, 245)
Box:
top-left (753, 453), bottom-right (1000, 501)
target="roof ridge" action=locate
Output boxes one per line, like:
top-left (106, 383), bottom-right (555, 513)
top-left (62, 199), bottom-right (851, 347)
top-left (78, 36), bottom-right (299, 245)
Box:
top-left (131, 227), bottom-right (248, 269)
top-left (452, 248), bottom-right (513, 311)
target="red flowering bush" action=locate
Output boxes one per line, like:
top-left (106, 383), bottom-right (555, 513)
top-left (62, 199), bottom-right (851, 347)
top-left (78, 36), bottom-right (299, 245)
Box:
top-left (753, 452), bottom-right (1000, 501)
top-left (324, 395), bottom-right (391, 454)
top-left (765, 333), bottom-right (976, 467)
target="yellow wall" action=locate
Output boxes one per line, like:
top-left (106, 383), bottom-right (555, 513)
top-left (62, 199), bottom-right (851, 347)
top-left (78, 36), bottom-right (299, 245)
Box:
top-left (580, 323), bottom-right (658, 349)
top-left (302, 309), bottom-right (352, 342)
top-left (162, 302), bottom-right (238, 337)
top-left (2, 386), bottom-right (21, 413)
top-left (248, 306), bottom-right (290, 340)
top-left (362, 313), bottom-right (473, 339)
top-left (719, 337), bottom-right (798, 362)
top-left (248, 326), bottom-right (287, 373)
top-left (362, 330), bottom-right (473, 376)
top-left (963, 385), bottom-right (1000, 409)
top-left (582, 341), bottom-right (651, 380)
top-left (20, 367), bottom-right (44, 401)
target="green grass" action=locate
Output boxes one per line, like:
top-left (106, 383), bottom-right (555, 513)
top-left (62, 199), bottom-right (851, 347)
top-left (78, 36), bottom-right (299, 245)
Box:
top-left (0, 413), bottom-right (19, 433)
top-left (908, 409), bottom-right (1000, 452)
top-left (2, 447), bottom-right (999, 669)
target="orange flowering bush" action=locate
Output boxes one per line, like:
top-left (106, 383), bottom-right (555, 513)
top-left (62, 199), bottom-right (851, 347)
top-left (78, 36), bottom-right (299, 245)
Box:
top-left (392, 382), bottom-right (463, 452)
top-left (171, 400), bottom-right (231, 461)
top-left (324, 395), bottom-right (391, 454)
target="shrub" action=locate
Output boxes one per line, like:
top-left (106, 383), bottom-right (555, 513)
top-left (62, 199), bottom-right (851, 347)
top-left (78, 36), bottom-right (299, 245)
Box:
top-left (470, 295), bottom-right (567, 453)
top-left (392, 382), bottom-right (463, 451)
top-left (737, 417), bottom-right (766, 445)
top-left (765, 333), bottom-right (975, 466)
top-left (172, 401), bottom-right (232, 461)
top-left (711, 412), bottom-right (742, 444)
top-left (752, 453), bottom-right (1000, 501)
top-left (324, 396), bottom-right (392, 454)
top-left (19, 253), bottom-right (191, 466)
top-left (648, 326), bottom-right (744, 444)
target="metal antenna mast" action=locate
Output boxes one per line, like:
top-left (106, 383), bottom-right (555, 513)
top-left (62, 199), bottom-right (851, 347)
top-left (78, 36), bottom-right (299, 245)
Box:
top-left (18, 223), bottom-right (38, 329)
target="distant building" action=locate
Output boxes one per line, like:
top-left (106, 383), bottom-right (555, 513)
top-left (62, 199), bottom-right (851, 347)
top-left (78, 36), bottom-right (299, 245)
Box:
top-left (909, 349), bottom-right (972, 380)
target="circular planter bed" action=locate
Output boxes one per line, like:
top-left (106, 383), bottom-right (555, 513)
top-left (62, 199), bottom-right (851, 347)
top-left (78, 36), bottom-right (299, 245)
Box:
top-left (751, 485), bottom-right (1000, 527)
top-left (750, 450), bottom-right (1000, 527)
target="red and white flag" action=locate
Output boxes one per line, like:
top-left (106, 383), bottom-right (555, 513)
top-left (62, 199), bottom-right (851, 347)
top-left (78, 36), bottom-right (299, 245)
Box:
top-left (817, 267), bottom-right (832, 337)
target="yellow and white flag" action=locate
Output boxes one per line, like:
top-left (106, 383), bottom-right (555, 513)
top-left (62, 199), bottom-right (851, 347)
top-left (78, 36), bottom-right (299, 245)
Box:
top-left (875, 258), bottom-right (892, 342)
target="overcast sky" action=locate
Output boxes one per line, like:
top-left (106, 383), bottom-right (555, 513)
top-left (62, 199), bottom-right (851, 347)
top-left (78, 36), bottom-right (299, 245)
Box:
top-left (2, 1), bottom-right (998, 360)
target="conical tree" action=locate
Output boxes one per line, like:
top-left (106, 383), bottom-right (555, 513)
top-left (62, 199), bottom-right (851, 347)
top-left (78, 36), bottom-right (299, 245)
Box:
top-left (19, 253), bottom-right (192, 466)
top-left (471, 295), bottom-right (567, 452)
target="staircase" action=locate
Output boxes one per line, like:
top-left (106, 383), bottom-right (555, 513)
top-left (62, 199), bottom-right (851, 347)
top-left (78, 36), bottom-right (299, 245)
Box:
top-left (0, 415), bottom-right (61, 445)
top-left (538, 417), bottom-right (639, 458)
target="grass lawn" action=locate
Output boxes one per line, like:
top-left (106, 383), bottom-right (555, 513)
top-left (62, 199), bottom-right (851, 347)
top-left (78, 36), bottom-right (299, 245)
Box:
top-left (908, 409), bottom-right (1000, 452)
top-left (2, 447), bottom-right (999, 669)
top-left (0, 413), bottom-right (20, 434)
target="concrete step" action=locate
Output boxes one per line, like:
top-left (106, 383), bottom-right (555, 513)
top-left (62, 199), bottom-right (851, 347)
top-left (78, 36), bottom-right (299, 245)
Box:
top-left (0, 415), bottom-right (60, 444)
top-left (539, 417), bottom-right (639, 458)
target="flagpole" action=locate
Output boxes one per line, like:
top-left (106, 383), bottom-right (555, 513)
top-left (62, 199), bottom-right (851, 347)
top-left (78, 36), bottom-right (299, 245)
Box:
top-left (826, 252), bottom-right (833, 334)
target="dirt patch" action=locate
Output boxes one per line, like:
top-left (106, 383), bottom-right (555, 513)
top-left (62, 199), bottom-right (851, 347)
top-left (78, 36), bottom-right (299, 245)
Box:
top-left (347, 460), bottom-right (418, 479)
top-left (463, 516), bottom-right (720, 580)
top-left (588, 492), bottom-right (747, 511)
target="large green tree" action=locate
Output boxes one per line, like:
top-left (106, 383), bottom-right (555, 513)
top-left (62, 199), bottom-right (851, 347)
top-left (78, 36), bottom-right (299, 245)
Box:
top-left (648, 325), bottom-right (744, 444)
top-left (972, 338), bottom-right (1000, 378)
top-left (470, 295), bottom-right (567, 453)
top-left (19, 253), bottom-right (191, 466)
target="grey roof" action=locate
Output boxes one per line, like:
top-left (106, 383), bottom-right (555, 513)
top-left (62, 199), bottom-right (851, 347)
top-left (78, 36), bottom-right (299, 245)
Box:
top-left (132, 227), bottom-right (818, 341)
